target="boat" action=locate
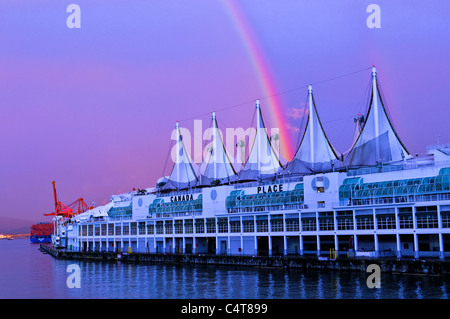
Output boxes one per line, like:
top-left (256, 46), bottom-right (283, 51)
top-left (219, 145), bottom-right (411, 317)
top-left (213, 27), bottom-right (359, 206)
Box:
top-left (30, 222), bottom-right (54, 243)
top-left (54, 67), bottom-right (450, 259)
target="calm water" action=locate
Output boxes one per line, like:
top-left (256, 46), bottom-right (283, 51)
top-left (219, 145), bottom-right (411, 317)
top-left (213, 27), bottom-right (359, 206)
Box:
top-left (0, 239), bottom-right (449, 299)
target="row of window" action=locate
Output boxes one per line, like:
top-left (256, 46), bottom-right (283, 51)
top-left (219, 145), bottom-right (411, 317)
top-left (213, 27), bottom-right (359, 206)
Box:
top-left (78, 219), bottom-right (300, 236)
top-left (308, 214), bottom-right (446, 231)
top-left (79, 212), bottom-right (450, 236)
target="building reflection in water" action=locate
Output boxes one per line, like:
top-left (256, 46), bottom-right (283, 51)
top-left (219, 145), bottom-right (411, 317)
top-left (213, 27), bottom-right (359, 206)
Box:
top-left (60, 261), bottom-right (450, 299)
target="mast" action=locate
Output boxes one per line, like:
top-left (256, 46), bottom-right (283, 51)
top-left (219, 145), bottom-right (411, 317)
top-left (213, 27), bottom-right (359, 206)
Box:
top-left (256, 99), bottom-right (261, 179)
top-left (372, 66), bottom-right (380, 163)
top-left (175, 121), bottom-right (180, 189)
top-left (308, 85), bottom-right (315, 169)
top-left (212, 111), bottom-right (218, 180)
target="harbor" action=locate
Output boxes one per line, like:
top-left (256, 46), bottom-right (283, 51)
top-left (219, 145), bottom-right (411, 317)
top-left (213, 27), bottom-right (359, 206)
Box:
top-left (45, 67), bottom-right (450, 276)
top-left (3, 0), bottom-right (450, 303)
top-left (0, 238), bottom-right (446, 299)
top-left (40, 244), bottom-right (450, 276)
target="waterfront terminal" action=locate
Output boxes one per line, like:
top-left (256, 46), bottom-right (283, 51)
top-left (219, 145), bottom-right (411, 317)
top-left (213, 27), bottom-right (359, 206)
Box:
top-left (48, 68), bottom-right (450, 271)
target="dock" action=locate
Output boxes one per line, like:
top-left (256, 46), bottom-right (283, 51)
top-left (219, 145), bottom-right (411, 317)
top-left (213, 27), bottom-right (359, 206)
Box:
top-left (39, 244), bottom-right (450, 275)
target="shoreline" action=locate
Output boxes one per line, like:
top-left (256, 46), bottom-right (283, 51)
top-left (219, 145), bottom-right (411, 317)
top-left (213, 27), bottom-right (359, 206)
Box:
top-left (40, 244), bottom-right (450, 276)
top-left (0, 233), bottom-right (29, 240)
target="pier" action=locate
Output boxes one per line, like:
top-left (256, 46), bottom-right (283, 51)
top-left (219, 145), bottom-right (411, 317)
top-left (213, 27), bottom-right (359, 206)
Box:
top-left (40, 244), bottom-right (450, 275)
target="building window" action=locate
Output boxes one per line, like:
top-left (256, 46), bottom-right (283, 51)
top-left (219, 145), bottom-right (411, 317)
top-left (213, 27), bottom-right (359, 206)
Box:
top-left (415, 206), bottom-right (438, 229)
top-left (377, 215), bottom-right (396, 229)
top-left (271, 220), bottom-right (283, 232)
top-left (138, 222), bottom-right (146, 235)
top-left (318, 212), bottom-right (334, 231)
top-left (316, 176), bottom-right (325, 193)
top-left (270, 215), bottom-right (284, 232)
top-left (123, 224), bottom-right (130, 235)
top-left (165, 221), bottom-right (173, 234)
top-left (285, 218), bottom-right (299, 232)
top-left (302, 218), bottom-right (316, 231)
top-left (195, 219), bottom-right (205, 233)
top-left (108, 223), bottom-right (114, 236)
top-left (147, 224), bottom-right (154, 235)
top-left (337, 218), bottom-right (353, 230)
top-left (416, 214), bottom-right (438, 229)
top-left (130, 222), bottom-right (137, 235)
top-left (356, 216), bottom-right (374, 230)
top-left (217, 218), bottom-right (228, 233)
top-left (336, 211), bottom-right (354, 230)
top-left (230, 221), bottom-right (241, 233)
top-left (115, 224), bottom-right (121, 236)
top-left (218, 223), bottom-right (228, 233)
top-left (156, 222), bottom-right (163, 234)
top-left (206, 218), bottom-right (216, 233)
top-left (174, 221), bottom-right (183, 234)
top-left (206, 224), bottom-right (216, 233)
top-left (256, 220), bottom-right (269, 232)
top-left (442, 213), bottom-right (450, 228)
top-left (184, 220), bottom-right (194, 234)
top-left (243, 220), bottom-right (254, 232)
top-left (398, 214), bottom-right (413, 229)
top-left (101, 224), bottom-right (107, 236)
top-left (319, 218), bottom-right (334, 231)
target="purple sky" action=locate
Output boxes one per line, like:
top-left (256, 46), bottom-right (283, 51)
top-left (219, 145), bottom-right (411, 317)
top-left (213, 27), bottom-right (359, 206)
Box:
top-left (1, 0), bottom-right (450, 223)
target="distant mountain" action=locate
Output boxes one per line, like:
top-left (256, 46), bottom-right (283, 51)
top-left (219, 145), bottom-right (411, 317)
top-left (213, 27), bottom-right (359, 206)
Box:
top-left (0, 216), bottom-right (40, 234)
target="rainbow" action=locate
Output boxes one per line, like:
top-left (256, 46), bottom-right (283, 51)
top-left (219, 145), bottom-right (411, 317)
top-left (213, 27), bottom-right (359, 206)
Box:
top-left (221, 0), bottom-right (295, 161)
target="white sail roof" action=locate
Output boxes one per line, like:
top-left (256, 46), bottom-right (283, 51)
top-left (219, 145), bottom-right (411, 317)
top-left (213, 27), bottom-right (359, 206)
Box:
top-left (347, 114), bottom-right (364, 154)
top-left (238, 100), bottom-right (282, 180)
top-left (233, 139), bottom-right (246, 173)
top-left (200, 112), bottom-right (237, 184)
top-left (344, 66), bottom-right (411, 167)
top-left (164, 122), bottom-right (199, 189)
top-left (286, 85), bottom-right (340, 174)
top-left (74, 202), bottom-right (113, 221)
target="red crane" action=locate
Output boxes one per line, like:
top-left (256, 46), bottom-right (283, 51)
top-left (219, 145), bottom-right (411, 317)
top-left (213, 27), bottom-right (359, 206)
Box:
top-left (43, 181), bottom-right (91, 218)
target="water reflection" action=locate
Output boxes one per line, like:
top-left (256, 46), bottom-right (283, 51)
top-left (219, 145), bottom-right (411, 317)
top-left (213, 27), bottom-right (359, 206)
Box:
top-left (354, 278), bottom-right (362, 299)
top-left (441, 284), bottom-right (448, 299)
top-left (1, 240), bottom-right (449, 299)
top-left (416, 281), bottom-right (423, 299)
top-left (398, 279), bottom-right (405, 299)
top-left (35, 260), bottom-right (450, 299)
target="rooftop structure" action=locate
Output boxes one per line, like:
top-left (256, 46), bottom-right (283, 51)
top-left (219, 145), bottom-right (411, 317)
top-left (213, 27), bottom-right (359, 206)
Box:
top-left (344, 66), bottom-right (411, 167)
top-left (199, 112), bottom-right (237, 185)
top-left (285, 84), bottom-right (340, 175)
top-left (238, 100), bottom-right (283, 181)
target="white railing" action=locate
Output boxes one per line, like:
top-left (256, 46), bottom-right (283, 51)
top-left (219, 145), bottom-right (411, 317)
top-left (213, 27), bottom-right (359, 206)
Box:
top-left (333, 192), bottom-right (450, 208)
top-left (227, 203), bottom-right (303, 214)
